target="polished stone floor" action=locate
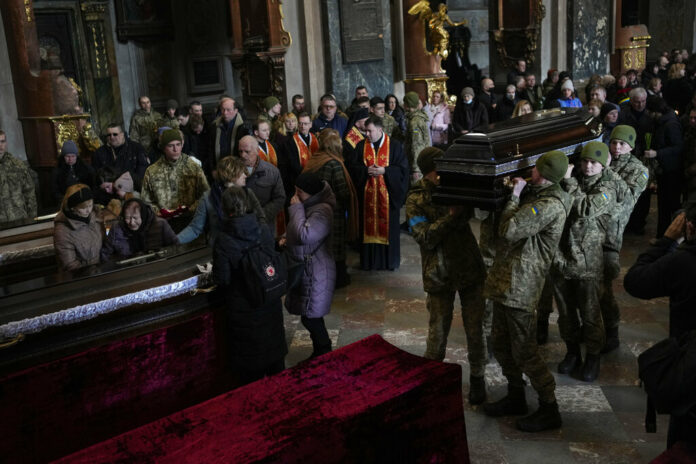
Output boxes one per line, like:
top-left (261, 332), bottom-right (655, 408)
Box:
top-left (283, 196), bottom-right (672, 463)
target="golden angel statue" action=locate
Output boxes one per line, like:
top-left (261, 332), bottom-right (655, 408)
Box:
top-left (408, 1), bottom-right (467, 60)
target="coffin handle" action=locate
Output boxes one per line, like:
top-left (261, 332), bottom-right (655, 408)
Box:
top-left (0, 333), bottom-right (25, 349)
top-left (190, 285), bottom-right (217, 295)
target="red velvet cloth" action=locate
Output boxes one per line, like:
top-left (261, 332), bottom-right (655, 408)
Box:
top-left (56, 335), bottom-right (469, 463)
top-left (650, 442), bottom-right (696, 463)
top-left (0, 311), bottom-right (227, 463)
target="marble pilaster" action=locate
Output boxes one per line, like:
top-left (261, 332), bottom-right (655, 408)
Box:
top-left (0, 7), bottom-right (27, 160)
top-left (567, 0), bottom-right (610, 80)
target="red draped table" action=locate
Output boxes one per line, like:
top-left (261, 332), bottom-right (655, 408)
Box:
top-left (55, 334), bottom-right (469, 463)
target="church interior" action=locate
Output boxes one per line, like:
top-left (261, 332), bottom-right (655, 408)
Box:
top-left (1, 0), bottom-right (696, 462)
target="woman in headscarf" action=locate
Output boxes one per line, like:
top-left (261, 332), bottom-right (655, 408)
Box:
top-left (53, 183), bottom-right (102, 271)
top-left (303, 128), bottom-right (359, 288)
top-left (101, 198), bottom-right (178, 260)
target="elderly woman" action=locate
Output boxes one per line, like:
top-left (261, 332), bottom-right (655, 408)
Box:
top-left (303, 129), bottom-right (358, 288)
top-left (177, 156), bottom-right (265, 245)
top-left (53, 183), bottom-right (102, 271)
top-left (100, 198), bottom-right (178, 260)
top-left (285, 172), bottom-right (336, 359)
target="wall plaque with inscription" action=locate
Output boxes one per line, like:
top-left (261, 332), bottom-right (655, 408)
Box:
top-left (339, 0), bottom-right (384, 64)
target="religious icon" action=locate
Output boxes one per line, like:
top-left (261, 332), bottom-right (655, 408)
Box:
top-left (408, 1), bottom-right (467, 60)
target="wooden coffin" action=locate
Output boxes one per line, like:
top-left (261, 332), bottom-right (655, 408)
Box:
top-left (0, 215), bottom-right (57, 283)
top-left (0, 243), bottom-right (233, 463)
top-left (434, 108), bottom-right (602, 209)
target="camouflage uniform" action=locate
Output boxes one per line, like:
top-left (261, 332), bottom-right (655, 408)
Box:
top-left (140, 153), bottom-right (210, 221)
top-left (130, 109), bottom-right (162, 153)
top-left (599, 154), bottom-right (648, 330)
top-left (0, 152), bottom-right (37, 223)
top-left (553, 169), bottom-right (619, 355)
top-left (382, 113), bottom-right (403, 141)
top-left (159, 114), bottom-right (180, 130)
top-left (404, 109), bottom-right (431, 178)
top-left (406, 177), bottom-right (487, 374)
top-left (484, 182), bottom-right (572, 403)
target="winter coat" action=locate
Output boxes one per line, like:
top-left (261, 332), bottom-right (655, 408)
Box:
top-left (484, 182), bottom-right (572, 310)
top-left (406, 177), bottom-right (486, 293)
top-left (617, 107), bottom-right (654, 157)
top-left (213, 213), bottom-right (287, 369)
top-left (53, 209), bottom-right (103, 271)
top-left (426, 103), bottom-right (450, 146)
top-left (284, 182), bottom-right (336, 318)
top-left (404, 109), bottom-right (431, 176)
top-left (92, 140), bottom-right (149, 191)
top-left (652, 111), bottom-right (684, 175)
top-left (177, 183), bottom-right (267, 245)
top-left (129, 108), bottom-right (162, 152)
top-left (245, 159), bottom-right (286, 236)
top-left (453, 100), bottom-right (488, 134)
top-left (101, 202), bottom-right (178, 260)
top-left (51, 158), bottom-right (95, 204)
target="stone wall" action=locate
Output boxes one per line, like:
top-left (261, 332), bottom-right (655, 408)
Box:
top-left (566, 0), bottom-right (610, 79)
top-left (647, 0), bottom-right (696, 61)
top-left (448, 0), bottom-right (489, 76)
top-left (323, 0), bottom-right (394, 108)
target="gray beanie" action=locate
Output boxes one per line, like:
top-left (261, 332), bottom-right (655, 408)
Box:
top-left (61, 140), bottom-right (78, 157)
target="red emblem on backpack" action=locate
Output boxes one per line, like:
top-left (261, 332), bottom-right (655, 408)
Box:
top-left (264, 263), bottom-right (276, 278)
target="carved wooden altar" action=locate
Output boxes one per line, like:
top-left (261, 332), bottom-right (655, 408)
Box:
top-left (610, 0), bottom-right (650, 74)
top-left (229, 0), bottom-right (291, 119)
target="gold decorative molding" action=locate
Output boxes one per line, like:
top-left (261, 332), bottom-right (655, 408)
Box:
top-left (275, 0), bottom-right (292, 47)
top-left (24, 0), bottom-right (33, 22)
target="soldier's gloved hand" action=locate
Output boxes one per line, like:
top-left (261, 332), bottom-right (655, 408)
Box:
top-left (511, 177), bottom-right (526, 197)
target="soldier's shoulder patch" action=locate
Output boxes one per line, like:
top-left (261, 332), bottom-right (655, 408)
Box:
top-left (602, 192), bottom-right (609, 201)
top-left (641, 171), bottom-right (649, 180)
top-left (530, 206), bottom-right (539, 215)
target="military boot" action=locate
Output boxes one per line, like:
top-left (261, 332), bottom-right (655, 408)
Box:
top-left (516, 400), bottom-right (562, 432)
top-left (558, 343), bottom-right (582, 375)
top-left (581, 353), bottom-right (601, 382)
top-left (483, 385), bottom-right (527, 417)
top-left (468, 375), bottom-right (487, 405)
top-left (600, 326), bottom-right (620, 353)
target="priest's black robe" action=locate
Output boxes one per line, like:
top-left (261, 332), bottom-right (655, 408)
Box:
top-left (350, 136), bottom-right (409, 270)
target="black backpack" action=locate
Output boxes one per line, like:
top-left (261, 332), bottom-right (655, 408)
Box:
top-left (638, 330), bottom-right (696, 432)
top-left (239, 240), bottom-right (288, 307)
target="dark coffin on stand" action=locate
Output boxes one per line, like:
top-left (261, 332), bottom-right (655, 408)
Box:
top-left (0, 243), bottom-right (233, 463)
top-left (434, 108), bottom-right (602, 209)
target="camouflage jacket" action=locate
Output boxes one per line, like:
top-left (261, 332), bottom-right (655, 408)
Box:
top-left (382, 113), bottom-right (403, 141)
top-left (484, 182), bottom-right (572, 310)
top-left (406, 177), bottom-right (485, 293)
top-left (0, 152), bottom-right (37, 223)
top-left (158, 114), bottom-right (180, 130)
top-left (555, 169), bottom-right (618, 279)
top-left (141, 153), bottom-right (210, 212)
top-left (404, 109), bottom-right (431, 175)
top-left (130, 109), bottom-right (162, 151)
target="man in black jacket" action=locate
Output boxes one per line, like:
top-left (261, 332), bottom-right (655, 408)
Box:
top-left (92, 123), bottom-right (149, 191)
top-left (624, 204), bottom-right (696, 448)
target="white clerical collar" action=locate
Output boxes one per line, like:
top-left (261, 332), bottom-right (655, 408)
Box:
top-left (372, 134), bottom-right (384, 149)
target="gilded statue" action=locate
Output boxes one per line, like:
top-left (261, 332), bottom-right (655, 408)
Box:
top-left (408, 1), bottom-right (467, 60)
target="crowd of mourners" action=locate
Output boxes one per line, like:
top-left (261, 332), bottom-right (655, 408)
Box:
top-left (1, 47), bottom-right (696, 448)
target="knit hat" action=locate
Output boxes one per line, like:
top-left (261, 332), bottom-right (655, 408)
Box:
top-left (166, 99), bottom-right (178, 110)
top-left (67, 186), bottom-right (93, 209)
top-left (353, 107), bottom-right (369, 121)
top-left (417, 147), bottom-right (444, 175)
top-left (461, 87), bottom-right (475, 98)
top-left (114, 171), bottom-right (134, 193)
top-left (403, 91), bottom-right (420, 109)
top-left (599, 103), bottom-right (617, 121)
top-left (561, 79), bottom-right (574, 91)
top-left (295, 172), bottom-right (324, 196)
top-left (580, 141), bottom-right (609, 167)
top-left (61, 140), bottom-right (78, 157)
top-left (159, 129), bottom-right (183, 149)
top-left (536, 150), bottom-right (569, 183)
top-left (609, 125), bottom-right (637, 148)
top-left (263, 96), bottom-right (280, 111)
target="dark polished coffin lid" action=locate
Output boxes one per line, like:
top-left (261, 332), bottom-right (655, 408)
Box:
top-left (434, 108), bottom-right (602, 209)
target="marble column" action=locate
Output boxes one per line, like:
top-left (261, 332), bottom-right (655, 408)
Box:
top-left (566, 0), bottom-right (611, 80)
top-left (540, 0), bottom-right (567, 81)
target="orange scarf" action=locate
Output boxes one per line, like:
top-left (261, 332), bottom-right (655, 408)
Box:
top-left (363, 135), bottom-right (390, 245)
top-left (258, 141), bottom-right (277, 166)
top-left (292, 132), bottom-right (319, 168)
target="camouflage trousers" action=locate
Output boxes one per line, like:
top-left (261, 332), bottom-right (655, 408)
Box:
top-left (599, 250), bottom-right (621, 330)
top-left (424, 284), bottom-right (486, 377)
top-left (491, 302), bottom-right (556, 404)
top-left (553, 277), bottom-right (606, 355)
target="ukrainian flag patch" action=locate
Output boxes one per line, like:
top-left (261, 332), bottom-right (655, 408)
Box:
top-left (602, 192), bottom-right (609, 201)
top-left (642, 172), bottom-right (649, 179)
top-left (531, 206), bottom-right (539, 215)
